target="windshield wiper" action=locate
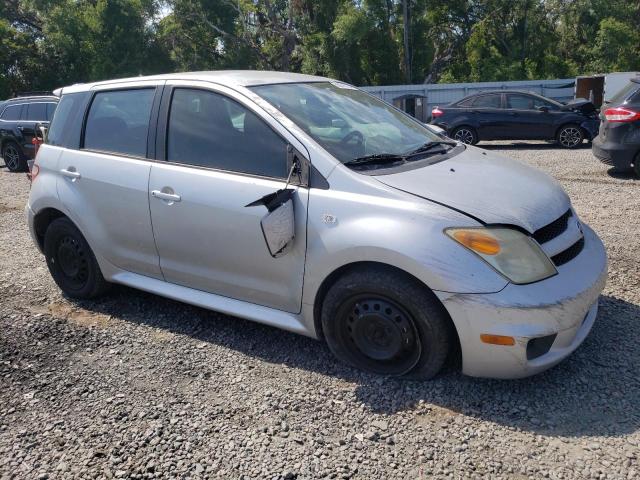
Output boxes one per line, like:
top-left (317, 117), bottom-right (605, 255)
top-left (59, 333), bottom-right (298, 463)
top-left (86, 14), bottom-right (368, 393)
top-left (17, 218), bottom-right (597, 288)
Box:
top-left (405, 140), bottom-right (457, 157)
top-left (343, 154), bottom-right (405, 168)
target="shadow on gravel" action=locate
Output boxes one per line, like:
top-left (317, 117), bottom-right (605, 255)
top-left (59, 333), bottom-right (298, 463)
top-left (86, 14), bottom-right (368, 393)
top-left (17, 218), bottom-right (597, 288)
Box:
top-left (480, 142), bottom-right (591, 151)
top-left (73, 289), bottom-right (639, 438)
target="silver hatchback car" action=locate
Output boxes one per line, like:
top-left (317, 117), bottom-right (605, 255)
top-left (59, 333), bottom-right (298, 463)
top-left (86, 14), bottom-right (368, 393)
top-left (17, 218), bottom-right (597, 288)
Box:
top-left (26, 71), bottom-right (607, 379)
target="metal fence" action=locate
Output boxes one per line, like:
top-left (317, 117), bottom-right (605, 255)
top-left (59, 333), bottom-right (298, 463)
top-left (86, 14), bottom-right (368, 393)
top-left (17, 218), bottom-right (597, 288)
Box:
top-left (360, 78), bottom-right (576, 118)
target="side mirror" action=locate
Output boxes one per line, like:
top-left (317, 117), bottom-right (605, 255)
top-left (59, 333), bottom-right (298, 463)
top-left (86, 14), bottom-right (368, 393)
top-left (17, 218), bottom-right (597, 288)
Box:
top-left (538, 106), bottom-right (550, 113)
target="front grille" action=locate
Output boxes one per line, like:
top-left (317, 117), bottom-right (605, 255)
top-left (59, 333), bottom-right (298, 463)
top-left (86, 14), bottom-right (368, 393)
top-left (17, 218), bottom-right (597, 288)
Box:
top-left (551, 237), bottom-right (585, 267)
top-left (533, 209), bottom-right (573, 244)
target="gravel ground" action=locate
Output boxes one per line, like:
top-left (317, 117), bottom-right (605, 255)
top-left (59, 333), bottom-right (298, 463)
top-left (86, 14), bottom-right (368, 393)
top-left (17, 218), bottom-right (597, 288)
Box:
top-left (1, 142), bottom-right (639, 480)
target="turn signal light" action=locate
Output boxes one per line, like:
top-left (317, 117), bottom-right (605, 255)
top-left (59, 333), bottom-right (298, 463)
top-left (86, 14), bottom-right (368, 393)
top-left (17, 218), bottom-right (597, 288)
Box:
top-left (451, 230), bottom-right (501, 255)
top-left (480, 334), bottom-right (516, 346)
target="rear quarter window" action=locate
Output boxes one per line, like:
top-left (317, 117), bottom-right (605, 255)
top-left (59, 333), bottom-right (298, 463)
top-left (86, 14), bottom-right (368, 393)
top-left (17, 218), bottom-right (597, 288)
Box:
top-left (47, 93), bottom-right (89, 148)
top-left (1, 104), bottom-right (23, 121)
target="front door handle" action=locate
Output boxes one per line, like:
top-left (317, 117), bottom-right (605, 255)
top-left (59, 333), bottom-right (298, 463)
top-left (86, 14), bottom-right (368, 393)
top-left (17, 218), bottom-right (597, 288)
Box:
top-left (151, 190), bottom-right (181, 202)
top-left (60, 168), bottom-right (81, 180)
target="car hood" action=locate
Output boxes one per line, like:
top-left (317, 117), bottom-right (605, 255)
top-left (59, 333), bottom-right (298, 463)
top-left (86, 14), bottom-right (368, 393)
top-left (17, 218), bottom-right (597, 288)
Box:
top-left (374, 147), bottom-right (570, 233)
top-left (561, 98), bottom-right (597, 115)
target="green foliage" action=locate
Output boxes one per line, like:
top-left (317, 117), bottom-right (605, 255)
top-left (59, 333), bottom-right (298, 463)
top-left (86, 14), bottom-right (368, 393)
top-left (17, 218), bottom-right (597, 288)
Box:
top-left (1, 0), bottom-right (639, 98)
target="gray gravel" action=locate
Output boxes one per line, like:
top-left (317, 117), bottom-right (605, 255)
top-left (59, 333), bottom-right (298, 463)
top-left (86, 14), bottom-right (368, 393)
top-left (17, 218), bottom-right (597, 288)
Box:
top-left (1, 142), bottom-right (639, 479)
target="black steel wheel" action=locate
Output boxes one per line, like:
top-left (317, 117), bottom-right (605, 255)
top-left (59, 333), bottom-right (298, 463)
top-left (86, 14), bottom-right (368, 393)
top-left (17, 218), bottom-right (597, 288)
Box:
top-left (451, 126), bottom-right (478, 145)
top-left (557, 125), bottom-right (584, 149)
top-left (44, 217), bottom-right (110, 299)
top-left (2, 141), bottom-right (27, 172)
top-left (321, 266), bottom-right (454, 379)
top-left (336, 295), bottom-right (421, 375)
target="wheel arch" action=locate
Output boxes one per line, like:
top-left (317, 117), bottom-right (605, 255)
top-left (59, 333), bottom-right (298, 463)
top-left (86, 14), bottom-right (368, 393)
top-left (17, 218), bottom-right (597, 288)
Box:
top-left (312, 260), bottom-right (461, 361)
top-left (33, 207), bottom-right (68, 251)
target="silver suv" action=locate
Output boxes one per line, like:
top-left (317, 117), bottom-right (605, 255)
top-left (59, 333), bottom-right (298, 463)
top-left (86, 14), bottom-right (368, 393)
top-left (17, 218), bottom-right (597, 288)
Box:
top-left (26, 72), bottom-right (607, 379)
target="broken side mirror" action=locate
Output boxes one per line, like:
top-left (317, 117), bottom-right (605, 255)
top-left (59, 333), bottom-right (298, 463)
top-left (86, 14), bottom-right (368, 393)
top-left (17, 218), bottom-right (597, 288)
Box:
top-left (245, 146), bottom-right (308, 258)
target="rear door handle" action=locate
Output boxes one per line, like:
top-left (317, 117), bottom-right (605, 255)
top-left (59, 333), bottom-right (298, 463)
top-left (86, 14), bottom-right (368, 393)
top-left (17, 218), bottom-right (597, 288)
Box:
top-left (60, 168), bottom-right (81, 180)
top-left (151, 190), bottom-right (181, 202)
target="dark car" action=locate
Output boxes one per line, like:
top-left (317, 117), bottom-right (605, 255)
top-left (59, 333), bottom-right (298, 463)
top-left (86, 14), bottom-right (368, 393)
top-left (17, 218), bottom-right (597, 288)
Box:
top-left (430, 90), bottom-right (599, 149)
top-left (0, 94), bottom-right (59, 172)
top-left (592, 78), bottom-right (640, 177)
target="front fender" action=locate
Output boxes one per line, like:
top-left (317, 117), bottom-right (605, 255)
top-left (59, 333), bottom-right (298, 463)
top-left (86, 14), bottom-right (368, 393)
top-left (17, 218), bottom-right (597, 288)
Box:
top-left (302, 185), bottom-right (509, 309)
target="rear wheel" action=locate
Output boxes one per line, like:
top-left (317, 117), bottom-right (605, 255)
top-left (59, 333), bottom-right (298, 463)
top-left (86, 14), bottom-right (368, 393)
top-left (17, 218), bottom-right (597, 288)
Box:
top-left (633, 152), bottom-right (640, 178)
top-left (451, 126), bottom-right (478, 145)
top-left (44, 218), bottom-right (111, 299)
top-left (557, 125), bottom-right (584, 149)
top-left (2, 141), bottom-right (27, 172)
top-left (321, 266), bottom-right (453, 379)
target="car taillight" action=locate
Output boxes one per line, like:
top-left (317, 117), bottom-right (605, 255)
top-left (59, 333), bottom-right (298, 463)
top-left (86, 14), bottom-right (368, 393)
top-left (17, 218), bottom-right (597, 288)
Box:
top-left (603, 107), bottom-right (640, 123)
top-left (32, 136), bottom-right (42, 155)
top-left (431, 107), bottom-right (444, 118)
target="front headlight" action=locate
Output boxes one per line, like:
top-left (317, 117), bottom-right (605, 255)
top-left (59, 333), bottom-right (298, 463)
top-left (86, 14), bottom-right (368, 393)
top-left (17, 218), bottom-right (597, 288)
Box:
top-left (445, 227), bottom-right (557, 284)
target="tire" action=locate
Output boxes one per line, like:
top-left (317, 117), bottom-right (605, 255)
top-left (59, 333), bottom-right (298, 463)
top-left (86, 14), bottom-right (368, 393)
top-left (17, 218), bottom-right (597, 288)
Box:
top-left (557, 125), bottom-right (584, 149)
top-left (321, 266), bottom-right (453, 379)
top-left (2, 141), bottom-right (28, 172)
top-left (450, 126), bottom-right (478, 145)
top-left (44, 217), bottom-right (111, 299)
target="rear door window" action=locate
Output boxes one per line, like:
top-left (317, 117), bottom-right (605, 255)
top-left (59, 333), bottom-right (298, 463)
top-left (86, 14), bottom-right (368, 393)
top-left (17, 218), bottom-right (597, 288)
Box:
top-left (506, 94), bottom-right (535, 110)
top-left (84, 89), bottom-right (155, 157)
top-left (472, 94), bottom-right (502, 108)
top-left (1, 105), bottom-right (23, 121)
top-left (26, 103), bottom-right (48, 121)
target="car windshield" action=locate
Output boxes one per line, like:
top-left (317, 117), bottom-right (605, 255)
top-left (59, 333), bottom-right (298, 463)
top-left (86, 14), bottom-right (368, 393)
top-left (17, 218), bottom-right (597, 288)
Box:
top-left (250, 82), bottom-right (442, 164)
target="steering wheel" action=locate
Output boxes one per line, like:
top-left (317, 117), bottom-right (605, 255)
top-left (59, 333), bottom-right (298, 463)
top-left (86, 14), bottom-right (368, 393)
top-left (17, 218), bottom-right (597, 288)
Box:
top-left (339, 130), bottom-right (365, 147)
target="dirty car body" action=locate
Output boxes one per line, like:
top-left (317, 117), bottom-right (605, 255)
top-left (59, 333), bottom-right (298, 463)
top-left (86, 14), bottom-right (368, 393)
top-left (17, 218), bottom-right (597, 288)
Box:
top-left (26, 72), bottom-right (607, 379)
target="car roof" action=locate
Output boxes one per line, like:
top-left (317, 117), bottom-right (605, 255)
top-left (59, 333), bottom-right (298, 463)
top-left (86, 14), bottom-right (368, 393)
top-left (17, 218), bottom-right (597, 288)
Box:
top-left (57, 70), bottom-right (333, 95)
top-left (5, 95), bottom-right (59, 103)
top-left (455, 90), bottom-right (560, 104)
top-left (463, 90), bottom-right (549, 97)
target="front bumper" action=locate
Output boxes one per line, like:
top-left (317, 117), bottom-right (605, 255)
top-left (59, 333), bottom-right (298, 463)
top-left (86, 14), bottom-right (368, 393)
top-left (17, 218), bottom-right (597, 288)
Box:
top-left (439, 224), bottom-right (607, 379)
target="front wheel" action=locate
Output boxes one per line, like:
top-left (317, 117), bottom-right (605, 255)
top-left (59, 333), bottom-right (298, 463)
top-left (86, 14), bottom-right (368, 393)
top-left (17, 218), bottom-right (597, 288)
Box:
top-left (450, 126), bottom-right (478, 145)
top-left (321, 266), bottom-right (453, 379)
top-left (557, 125), bottom-right (584, 149)
top-left (44, 218), bottom-right (111, 299)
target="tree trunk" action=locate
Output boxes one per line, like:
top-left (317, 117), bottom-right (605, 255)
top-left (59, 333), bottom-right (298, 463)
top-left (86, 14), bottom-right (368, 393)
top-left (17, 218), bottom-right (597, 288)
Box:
top-left (403, 0), bottom-right (411, 83)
